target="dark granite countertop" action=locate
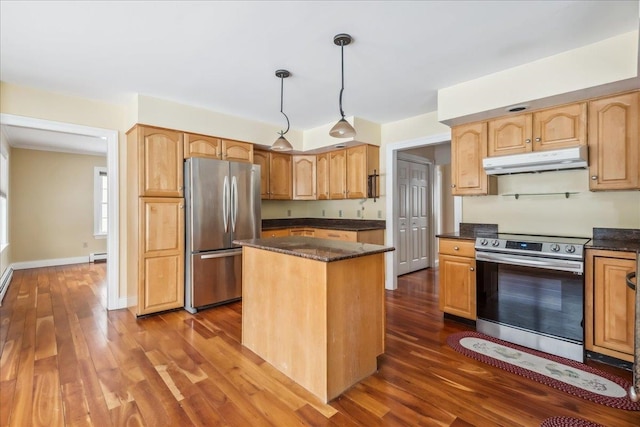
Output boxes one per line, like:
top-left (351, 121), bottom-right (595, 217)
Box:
top-left (436, 223), bottom-right (498, 241)
top-left (586, 227), bottom-right (640, 253)
top-left (233, 236), bottom-right (394, 262)
top-left (262, 218), bottom-right (385, 232)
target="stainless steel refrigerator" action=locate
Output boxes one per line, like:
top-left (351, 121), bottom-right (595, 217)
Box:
top-left (184, 157), bottom-right (261, 313)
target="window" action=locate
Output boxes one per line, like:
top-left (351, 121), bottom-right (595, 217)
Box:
top-left (94, 166), bottom-right (107, 237)
top-left (0, 150), bottom-right (8, 251)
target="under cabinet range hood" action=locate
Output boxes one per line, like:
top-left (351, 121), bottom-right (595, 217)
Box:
top-left (483, 145), bottom-right (588, 175)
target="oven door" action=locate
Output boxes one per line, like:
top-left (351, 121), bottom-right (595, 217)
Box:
top-left (476, 251), bottom-right (585, 360)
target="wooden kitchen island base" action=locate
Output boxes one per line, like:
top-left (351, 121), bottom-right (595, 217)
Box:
top-left (236, 238), bottom-right (393, 403)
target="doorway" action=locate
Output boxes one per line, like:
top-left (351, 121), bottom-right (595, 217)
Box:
top-left (384, 132), bottom-right (462, 290)
top-left (0, 113), bottom-right (120, 309)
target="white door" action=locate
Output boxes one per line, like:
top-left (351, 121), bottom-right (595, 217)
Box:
top-left (396, 159), bottom-right (430, 275)
top-left (409, 163), bottom-right (429, 271)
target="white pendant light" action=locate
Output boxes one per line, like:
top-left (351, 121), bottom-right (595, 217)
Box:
top-left (330, 33), bottom-right (356, 139)
top-left (271, 69), bottom-right (293, 151)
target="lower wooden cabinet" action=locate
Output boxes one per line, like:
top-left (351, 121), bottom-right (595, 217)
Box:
top-left (585, 249), bottom-right (636, 362)
top-left (438, 238), bottom-right (476, 320)
top-left (136, 198), bottom-right (185, 315)
top-left (261, 227), bottom-right (383, 244)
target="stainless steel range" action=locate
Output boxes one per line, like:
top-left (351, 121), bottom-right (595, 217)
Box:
top-left (475, 234), bottom-right (591, 362)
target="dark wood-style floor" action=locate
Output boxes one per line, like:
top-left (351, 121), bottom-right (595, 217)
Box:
top-left (1, 264), bottom-right (638, 426)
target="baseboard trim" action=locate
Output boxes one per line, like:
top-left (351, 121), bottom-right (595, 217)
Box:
top-left (0, 266), bottom-right (14, 306)
top-left (12, 256), bottom-right (89, 270)
top-left (116, 296), bottom-right (137, 310)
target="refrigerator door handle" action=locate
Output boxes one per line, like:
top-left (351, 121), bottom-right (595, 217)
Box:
top-left (200, 249), bottom-right (242, 259)
top-left (223, 175), bottom-right (229, 232)
top-left (231, 175), bottom-right (238, 232)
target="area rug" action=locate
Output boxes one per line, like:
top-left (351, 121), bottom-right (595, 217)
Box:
top-left (540, 416), bottom-right (604, 427)
top-left (447, 331), bottom-right (640, 411)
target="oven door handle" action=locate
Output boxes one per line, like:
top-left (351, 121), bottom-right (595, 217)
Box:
top-left (476, 251), bottom-right (584, 274)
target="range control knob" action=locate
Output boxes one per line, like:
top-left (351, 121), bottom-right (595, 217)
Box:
top-left (550, 243), bottom-right (560, 252)
top-left (565, 245), bottom-right (576, 253)
top-left (491, 240), bottom-right (500, 247)
top-left (479, 239), bottom-right (488, 246)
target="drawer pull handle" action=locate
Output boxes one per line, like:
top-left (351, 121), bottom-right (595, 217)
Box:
top-left (627, 271), bottom-right (636, 291)
top-left (328, 233), bottom-right (340, 238)
top-left (470, 267), bottom-right (475, 271)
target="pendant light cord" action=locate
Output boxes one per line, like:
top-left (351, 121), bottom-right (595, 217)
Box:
top-left (279, 75), bottom-right (290, 136)
top-left (338, 42), bottom-right (345, 119)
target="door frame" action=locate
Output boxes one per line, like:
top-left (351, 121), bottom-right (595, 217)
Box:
top-left (0, 113), bottom-right (121, 309)
top-left (384, 132), bottom-right (462, 290)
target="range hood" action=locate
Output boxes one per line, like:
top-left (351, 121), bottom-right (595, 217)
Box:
top-left (483, 145), bottom-right (588, 175)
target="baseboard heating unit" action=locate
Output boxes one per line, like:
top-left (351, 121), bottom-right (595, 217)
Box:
top-left (0, 266), bottom-right (14, 305)
top-left (89, 252), bottom-right (107, 263)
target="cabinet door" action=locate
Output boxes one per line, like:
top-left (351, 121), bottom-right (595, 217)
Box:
top-left (592, 255), bottom-right (636, 359)
top-left (253, 150), bottom-right (270, 199)
top-left (184, 133), bottom-right (221, 159)
top-left (346, 145), bottom-right (368, 199)
top-left (316, 153), bottom-right (330, 200)
top-left (329, 149), bottom-right (347, 199)
top-left (138, 198), bottom-right (185, 315)
top-left (292, 155), bottom-right (317, 200)
top-left (140, 127), bottom-right (184, 197)
top-left (488, 114), bottom-right (532, 157)
top-left (533, 102), bottom-right (586, 151)
top-left (588, 92), bottom-right (639, 191)
top-left (451, 122), bottom-right (495, 196)
top-left (269, 152), bottom-right (292, 200)
top-left (222, 139), bottom-right (253, 163)
top-left (438, 254), bottom-right (476, 320)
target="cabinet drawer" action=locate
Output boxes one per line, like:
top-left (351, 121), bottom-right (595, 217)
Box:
top-left (261, 228), bottom-right (290, 238)
top-left (314, 228), bottom-right (358, 242)
top-left (438, 239), bottom-right (475, 257)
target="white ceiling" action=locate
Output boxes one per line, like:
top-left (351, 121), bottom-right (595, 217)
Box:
top-left (0, 1), bottom-right (638, 135)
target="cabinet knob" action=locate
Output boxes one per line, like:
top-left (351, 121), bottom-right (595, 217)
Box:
top-left (451, 184), bottom-right (456, 188)
top-left (591, 176), bottom-right (598, 180)
top-left (179, 204), bottom-right (184, 209)
top-left (453, 246), bottom-right (459, 251)
top-left (525, 139), bottom-right (531, 144)
top-left (470, 267), bottom-right (475, 271)
top-left (535, 137), bottom-right (541, 142)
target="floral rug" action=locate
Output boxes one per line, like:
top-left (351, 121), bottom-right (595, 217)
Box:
top-left (539, 416), bottom-right (604, 427)
top-left (447, 331), bottom-right (640, 411)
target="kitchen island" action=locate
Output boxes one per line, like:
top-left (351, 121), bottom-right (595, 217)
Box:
top-left (233, 236), bottom-right (394, 403)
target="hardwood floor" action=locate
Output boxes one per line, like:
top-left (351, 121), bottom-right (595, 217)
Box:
top-left (1, 264), bottom-right (638, 426)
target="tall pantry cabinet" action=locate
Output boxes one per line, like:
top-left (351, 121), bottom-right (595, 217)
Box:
top-left (127, 125), bottom-right (185, 316)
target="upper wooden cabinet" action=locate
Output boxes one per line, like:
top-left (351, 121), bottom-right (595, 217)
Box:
top-left (329, 149), bottom-right (347, 199)
top-left (253, 149), bottom-right (270, 199)
top-left (254, 149), bottom-right (292, 200)
top-left (588, 91), bottom-right (639, 191)
top-left (487, 114), bottom-right (532, 157)
top-left (316, 153), bottom-right (330, 200)
top-left (129, 125), bottom-right (184, 197)
top-left (184, 133), bottom-right (221, 159)
top-left (293, 155), bottom-right (317, 200)
top-left (585, 249), bottom-right (636, 362)
top-left (222, 139), bottom-right (253, 163)
top-left (487, 102), bottom-right (587, 157)
top-left (184, 133), bottom-right (253, 163)
top-left (451, 122), bottom-right (497, 196)
top-left (346, 145), bottom-right (379, 199)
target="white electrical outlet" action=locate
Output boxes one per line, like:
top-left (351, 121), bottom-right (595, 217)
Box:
top-left (322, 209), bottom-right (325, 217)
top-left (377, 210), bottom-right (382, 218)
top-left (357, 210), bottom-right (361, 217)
top-left (339, 210), bottom-right (343, 217)
top-left (287, 209), bottom-right (291, 217)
